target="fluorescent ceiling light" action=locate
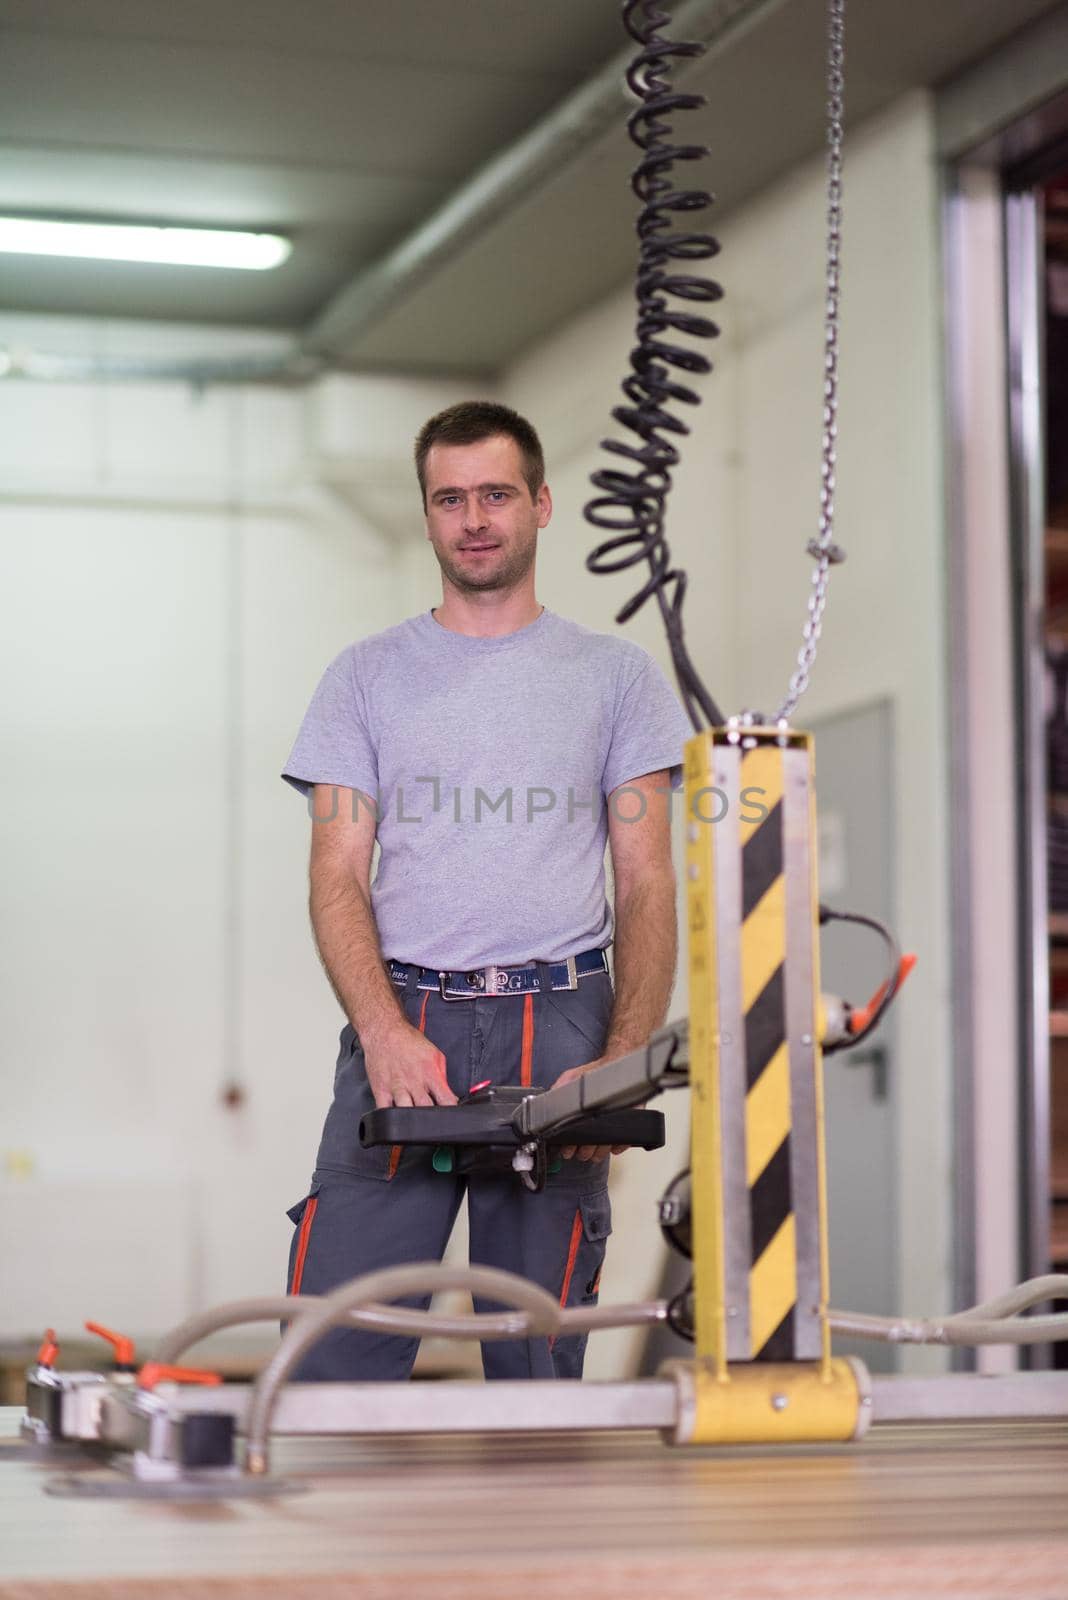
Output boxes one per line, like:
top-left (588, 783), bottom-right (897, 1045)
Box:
top-left (0, 217), bottom-right (291, 271)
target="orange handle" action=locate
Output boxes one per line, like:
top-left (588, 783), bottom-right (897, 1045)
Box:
top-left (36, 1329), bottom-right (59, 1368)
top-left (850, 952), bottom-right (917, 1034)
top-left (85, 1321), bottom-right (136, 1366)
top-left (137, 1362), bottom-right (222, 1391)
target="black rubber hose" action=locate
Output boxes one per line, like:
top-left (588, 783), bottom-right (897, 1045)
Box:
top-left (584, 1), bottom-right (725, 731)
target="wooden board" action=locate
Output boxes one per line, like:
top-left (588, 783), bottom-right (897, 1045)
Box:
top-left (2, 1408), bottom-right (1067, 1599)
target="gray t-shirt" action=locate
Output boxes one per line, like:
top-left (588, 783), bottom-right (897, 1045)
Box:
top-left (282, 606), bottom-right (692, 970)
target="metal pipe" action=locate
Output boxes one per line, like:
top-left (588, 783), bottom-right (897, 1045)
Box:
top-left (245, 1263), bottom-right (567, 1473)
top-left (953, 1274), bottom-right (1068, 1321)
top-left (149, 1378), bottom-right (685, 1436)
top-left (154, 1293), bottom-right (667, 1367)
top-left (828, 1309), bottom-right (1068, 1345)
top-left (300, 0), bottom-right (790, 359)
top-left (869, 1370), bottom-right (1068, 1423)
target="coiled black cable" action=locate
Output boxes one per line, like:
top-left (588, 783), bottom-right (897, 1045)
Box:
top-left (584, 0), bottom-right (724, 731)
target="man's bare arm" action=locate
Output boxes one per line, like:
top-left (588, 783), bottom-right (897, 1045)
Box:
top-left (308, 784), bottom-right (456, 1109)
top-left (605, 769), bottom-right (678, 1053)
top-left (601, 793), bottom-right (674, 1056)
top-left (554, 769), bottom-right (678, 1157)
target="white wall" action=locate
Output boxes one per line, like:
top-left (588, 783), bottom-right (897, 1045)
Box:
top-left (505, 89), bottom-right (952, 1373)
top-left (0, 327), bottom-right (417, 1338)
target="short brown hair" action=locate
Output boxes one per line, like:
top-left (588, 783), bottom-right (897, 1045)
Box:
top-left (414, 400), bottom-right (545, 507)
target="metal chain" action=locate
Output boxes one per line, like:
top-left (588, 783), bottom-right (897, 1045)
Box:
top-left (773, 0), bottom-right (846, 724)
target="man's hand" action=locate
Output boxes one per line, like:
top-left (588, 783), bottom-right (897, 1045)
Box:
top-left (551, 1059), bottom-right (629, 1162)
top-left (362, 1020), bottom-right (457, 1109)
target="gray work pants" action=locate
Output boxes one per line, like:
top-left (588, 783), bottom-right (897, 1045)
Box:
top-left (285, 964), bottom-right (613, 1381)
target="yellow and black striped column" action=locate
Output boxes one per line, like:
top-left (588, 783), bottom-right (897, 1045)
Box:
top-left (685, 725), bottom-right (829, 1369)
top-left (739, 743), bottom-right (795, 1360)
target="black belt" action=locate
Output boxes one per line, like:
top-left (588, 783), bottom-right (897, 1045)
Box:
top-left (387, 947), bottom-right (609, 1000)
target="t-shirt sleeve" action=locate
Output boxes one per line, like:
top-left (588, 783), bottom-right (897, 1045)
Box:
top-left (602, 656), bottom-right (693, 795)
top-left (280, 655), bottom-right (378, 801)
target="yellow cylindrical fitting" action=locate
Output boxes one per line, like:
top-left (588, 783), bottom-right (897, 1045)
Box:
top-left (661, 1356), bottom-right (871, 1446)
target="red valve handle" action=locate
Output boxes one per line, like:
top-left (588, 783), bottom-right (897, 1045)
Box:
top-left (35, 1329), bottom-right (59, 1368)
top-left (85, 1321), bottom-right (137, 1366)
top-left (849, 952), bottom-right (918, 1035)
top-left (137, 1362), bottom-right (222, 1391)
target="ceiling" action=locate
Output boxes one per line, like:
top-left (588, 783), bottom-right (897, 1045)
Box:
top-left (0, 0), bottom-right (1064, 374)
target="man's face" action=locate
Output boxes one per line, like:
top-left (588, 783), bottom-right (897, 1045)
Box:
top-left (423, 434), bottom-right (551, 594)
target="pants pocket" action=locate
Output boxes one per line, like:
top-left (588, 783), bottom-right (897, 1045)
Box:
top-left (317, 1034), bottom-right (396, 1179)
top-left (547, 1187), bottom-right (612, 1378)
top-left (577, 1187), bottom-right (612, 1300)
top-left (544, 973), bottom-right (614, 1055)
top-left (556, 1186), bottom-right (612, 1311)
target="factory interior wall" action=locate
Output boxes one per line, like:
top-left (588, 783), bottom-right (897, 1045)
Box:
top-left (0, 347), bottom-right (408, 1333)
top-left (0, 87), bottom-right (953, 1374)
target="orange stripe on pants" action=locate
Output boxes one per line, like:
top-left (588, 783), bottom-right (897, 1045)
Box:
top-left (290, 1196), bottom-right (319, 1295)
top-left (549, 1207), bottom-right (584, 1349)
top-left (520, 992), bottom-right (534, 1087)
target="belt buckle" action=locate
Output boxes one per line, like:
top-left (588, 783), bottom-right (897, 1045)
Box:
top-left (566, 955), bottom-right (578, 990)
top-left (439, 965), bottom-right (500, 1001)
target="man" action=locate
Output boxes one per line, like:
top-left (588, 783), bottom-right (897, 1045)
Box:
top-left (281, 400), bottom-right (691, 1381)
